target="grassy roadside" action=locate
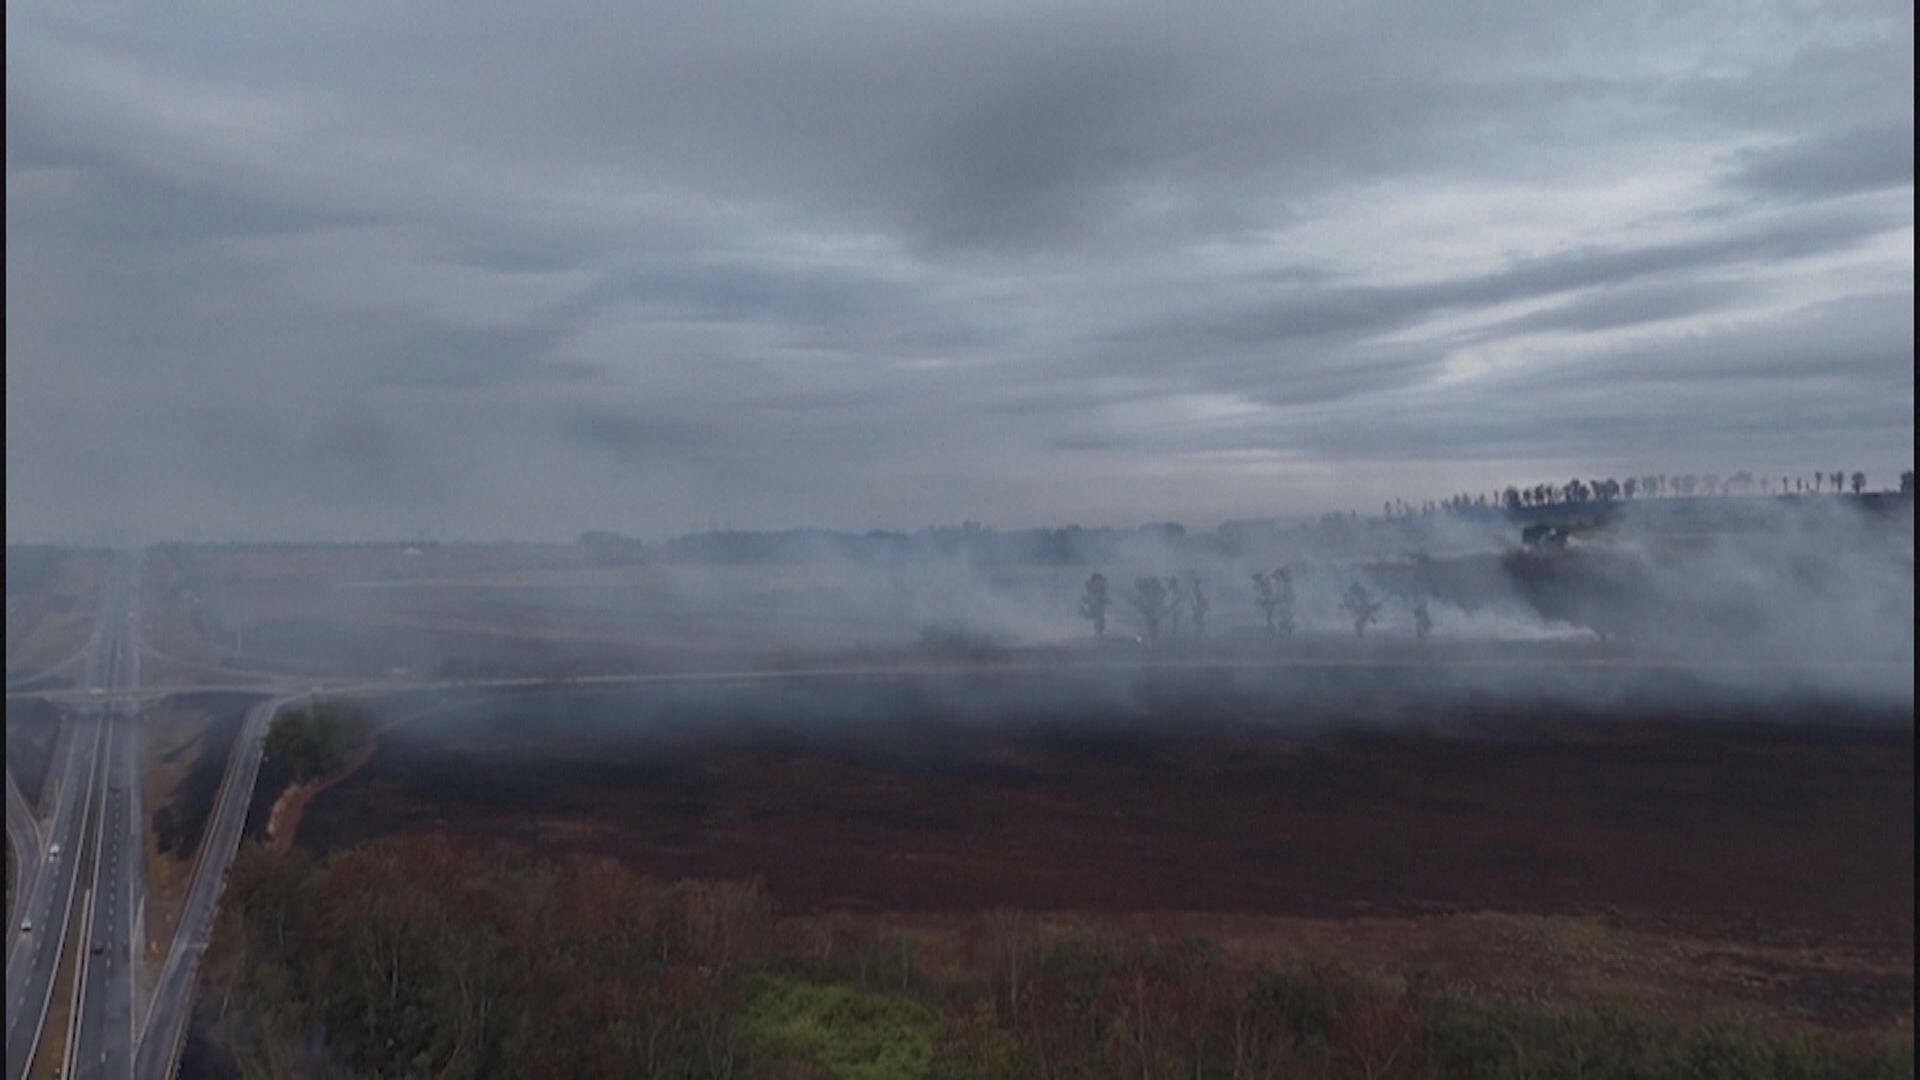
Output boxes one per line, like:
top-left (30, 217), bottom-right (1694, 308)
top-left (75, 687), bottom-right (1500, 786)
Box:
top-left (138, 695), bottom-right (251, 1005)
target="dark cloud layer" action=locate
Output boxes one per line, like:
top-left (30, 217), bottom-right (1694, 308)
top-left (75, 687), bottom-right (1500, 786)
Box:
top-left (6, 0), bottom-right (1913, 542)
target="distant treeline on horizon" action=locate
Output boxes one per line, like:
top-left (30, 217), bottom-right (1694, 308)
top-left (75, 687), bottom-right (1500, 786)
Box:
top-left (12, 473), bottom-right (1912, 562)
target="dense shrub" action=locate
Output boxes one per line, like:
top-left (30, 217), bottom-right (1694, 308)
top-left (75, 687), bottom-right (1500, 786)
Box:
top-left (192, 840), bottom-right (1916, 1080)
top-left (262, 701), bottom-right (375, 782)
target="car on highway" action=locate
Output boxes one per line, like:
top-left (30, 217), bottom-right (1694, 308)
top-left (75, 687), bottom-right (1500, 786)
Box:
top-left (91, 940), bottom-right (105, 955)
top-left (20, 918), bottom-right (30, 933)
top-left (48, 842), bottom-right (61, 859)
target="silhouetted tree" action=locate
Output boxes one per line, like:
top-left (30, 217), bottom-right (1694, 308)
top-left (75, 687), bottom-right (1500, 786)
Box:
top-left (1189, 576), bottom-right (1209, 636)
top-left (1342, 582), bottom-right (1381, 639)
top-left (1902, 470), bottom-right (1914, 495)
top-left (1502, 487), bottom-right (1522, 511)
top-left (1412, 596), bottom-right (1432, 641)
top-left (1622, 477), bottom-right (1638, 500)
top-left (1079, 573), bottom-right (1111, 638)
top-left (1130, 577), bottom-right (1171, 642)
top-left (1165, 576), bottom-right (1189, 637)
top-left (1253, 568), bottom-right (1295, 637)
top-left (1831, 471), bottom-right (1845, 494)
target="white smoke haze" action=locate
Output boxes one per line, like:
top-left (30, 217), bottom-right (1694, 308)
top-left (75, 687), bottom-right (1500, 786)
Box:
top-left (142, 492), bottom-right (1912, 715)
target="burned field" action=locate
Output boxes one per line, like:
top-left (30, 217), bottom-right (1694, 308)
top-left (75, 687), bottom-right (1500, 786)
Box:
top-left (286, 670), bottom-right (1914, 1029)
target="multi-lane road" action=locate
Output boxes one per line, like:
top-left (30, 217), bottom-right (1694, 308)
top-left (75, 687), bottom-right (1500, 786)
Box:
top-left (6, 554), bottom-right (143, 1080)
top-left (5, 771), bottom-right (45, 946)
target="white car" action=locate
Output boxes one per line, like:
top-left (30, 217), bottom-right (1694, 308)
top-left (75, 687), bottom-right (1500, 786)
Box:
top-left (48, 842), bottom-right (61, 859)
top-left (20, 919), bottom-right (30, 934)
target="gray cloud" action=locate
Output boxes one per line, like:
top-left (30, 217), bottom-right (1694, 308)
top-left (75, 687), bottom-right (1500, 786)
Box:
top-left (1725, 124), bottom-right (1914, 200)
top-left (4, 0), bottom-right (1913, 541)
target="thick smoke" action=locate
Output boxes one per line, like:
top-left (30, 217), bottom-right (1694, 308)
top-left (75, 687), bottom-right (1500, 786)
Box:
top-left (141, 493), bottom-right (1914, 712)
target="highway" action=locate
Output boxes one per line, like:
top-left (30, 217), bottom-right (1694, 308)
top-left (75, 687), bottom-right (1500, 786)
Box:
top-left (132, 696), bottom-right (288, 1080)
top-left (5, 554), bottom-right (142, 1080)
top-left (5, 770), bottom-right (45, 956)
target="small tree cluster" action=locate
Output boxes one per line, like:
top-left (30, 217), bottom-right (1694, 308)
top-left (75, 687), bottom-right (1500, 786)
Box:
top-left (1251, 568), bottom-right (1295, 637)
top-left (1081, 574), bottom-right (1212, 642)
top-left (1341, 583), bottom-right (1381, 639)
top-left (263, 700), bottom-right (375, 783)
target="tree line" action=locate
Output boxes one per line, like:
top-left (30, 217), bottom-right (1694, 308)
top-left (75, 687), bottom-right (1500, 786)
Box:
top-left (1391, 468), bottom-right (1902, 519)
top-left (1080, 570), bottom-right (1421, 643)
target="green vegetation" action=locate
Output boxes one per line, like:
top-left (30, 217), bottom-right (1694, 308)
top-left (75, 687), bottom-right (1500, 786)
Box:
top-left (261, 700), bottom-right (375, 782)
top-left (743, 976), bottom-right (939, 1080)
top-left (192, 839), bottom-right (1913, 1080)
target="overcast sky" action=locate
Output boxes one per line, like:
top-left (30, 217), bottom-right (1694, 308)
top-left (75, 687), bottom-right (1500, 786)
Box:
top-left (6, 1), bottom-right (1912, 542)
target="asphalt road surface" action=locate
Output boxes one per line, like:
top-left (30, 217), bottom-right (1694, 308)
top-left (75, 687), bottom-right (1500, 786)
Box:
top-left (5, 770), bottom-right (46, 957)
top-left (133, 696), bottom-right (285, 1080)
top-left (69, 705), bottom-right (145, 1080)
top-left (5, 554), bottom-right (141, 1080)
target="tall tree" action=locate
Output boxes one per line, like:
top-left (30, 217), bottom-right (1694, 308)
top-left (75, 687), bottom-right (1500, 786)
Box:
top-left (1079, 573), bottom-right (1111, 638)
top-left (1851, 471), bottom-right (1867, 495)
top-left (1129, 577), bottom-right (1171, 642)
top-left (1252, 568), bottom-right (1296, 637)
top-left (1342, 582), bottom-right (1381, 639)
top-left (1165, 576), bottom-right (1189, 637)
